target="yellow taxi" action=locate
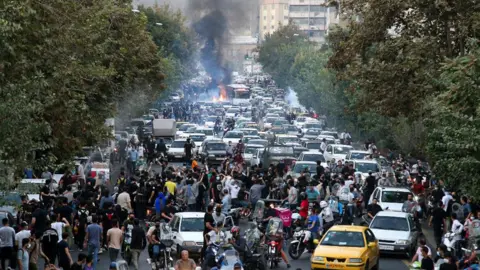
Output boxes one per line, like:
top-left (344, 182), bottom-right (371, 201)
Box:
top-left (311, 225), bottom-right (380, 270)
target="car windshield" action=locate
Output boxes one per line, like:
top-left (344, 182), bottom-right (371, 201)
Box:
top-left (206, 116), bottom-right (217, 122)
top-left (350, 152), bottom-right (368, 160)
top-left (293, 164), bottom-right (317, 173)
top-left (278, 137), bottom-right (299, 144)
top-left (242, 130), bottom-right (258, 135)
top-left (171, 141), bottom-right (186, 148)
top-left (249, 140), bottom-right (268, 147)
top-left (334, 146), bottom-right (351, 154)
top-left (355, 162), bottom-right (378, 173)
top-left (198, 129), bottom-right (214, 136)
top-left (306, 129), bottom-right (321, 135)
top-left (321, 231), bottom-right (365, 248)
top-left (189, 135), bottom-right (205, 142)
top-left (371, 216), bottom-right (409, 231)
top-left (285, 126), bottom-right (297, 131)
top-left (265, 118), bottom-right (276, 123)
top-left (296, 118), bottom-right (306, 123)
top-left (17, 183), bottom-right (43, 193)
top-left (206, 143), bottom-right (226, 151)
top-left (302, 154), bottom-right (325, 162)
top-left (181, 217), bottom-right (205, 232)
top-left (381, 191), bottom-right (412, 203)
top-left (179, 124), bottom-right (194, 131)
top-left (268, 147), bottom-right (294, 155)
top-left (224, 132), bottom-right (243, 138)
top-left (274, 120), bottom-right (288, 125)
top-left (306, 143), bottom-right (321, 150)
top-left (305, 123), bottom-right (322, 129)
top-left (227, 108), bottom-right (240, 113)
top-left (322, 132), bottom-right (339, 139)
top-left (186, 127), bottom-right (197, 133)
top-left (245, 147), bottom-right (261, 154)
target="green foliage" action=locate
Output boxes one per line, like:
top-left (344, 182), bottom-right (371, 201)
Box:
top-left (426, 41), bottom-right (480, 196)
top-left (0, 0), bottom-right (166, 180)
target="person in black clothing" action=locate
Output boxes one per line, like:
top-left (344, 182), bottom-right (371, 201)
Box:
top-left (429, 202), bottom-right (447, 246)
top-left (156, 139), bottom-right (167, 158)
top-left (41, 220), bottom-right (59, 266)
top-left (367, 199), bottom-right (383, 219)
top-left (420, 246), bottom-right (434, 270)
top-left (161, 199), bottom-right (175, 222)
top-left (364, 171), bottom-right (376, 208)
top-left (71, 253), bottom-right (87, 270)
top-left (297, 172), bottom-right (308, 193)
top-left (316, 161), bottom-right (325, 178)
top-left (58, 232), bottom-right (73, 270)
top-left (439, 252), bottom-right (457, 270)
top-left (130, 219), bottom-right (147, 270)
top-left (202, 205), bottom-right (215, 259)
top-left (184, 138), bottom-right (194, 167)
top-left (32, 203), bottom-right (49, 238)
top-left (146, 137), bottom-right (156, 164)
top-left (211, 178), bottom-right (223, 204)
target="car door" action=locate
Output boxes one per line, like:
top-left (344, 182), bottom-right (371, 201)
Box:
top-left (365, 229), bottom-right (379, 268)
top-left (324, 145), bottom-right (333, 161)
top-left (407, 215), bottom-right (418, 243)
top-left (369, 188), bottom-right (379, 204)
top-left (171, 216), bottom-right (181, 250)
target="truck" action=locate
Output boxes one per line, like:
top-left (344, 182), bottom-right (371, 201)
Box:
top-left (152, 119), bottom-right (176, 147)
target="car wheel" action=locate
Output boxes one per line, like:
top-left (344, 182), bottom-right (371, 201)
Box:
top-left (372, 258), bottom-right (379, 270)
top-left (364, 260), bottom-right (369, 270)
top-left (176, 244), bottom-right (182, 259)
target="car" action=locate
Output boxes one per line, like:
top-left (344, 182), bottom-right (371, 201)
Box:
top-left (176, 123), bottom-right (197, 136)
top-left (242, 135), bottom-right (261, 144)
top-left (195, 127), bottom-right (215, 141)
top-left (222, 131), bottom-right (244, 144)
top-left (204, 116), bottom-right (218, 128)
top-left (199, 140), bottom-right (228, 165)
top-left (239, 128), bottom-right (259, 136)
top-left (170, 92), bottom-right (181, 101)
top-left (320, 130), bottom-right (340, 144)
top-left (273, 119), bottom-right (289, 127)
top-left (0, 210), bottom-right (16, 230)
top-left (225, 107), bottom-right (241, 118)
top-left (287, 161), bottom-right (317, 179)
top-left (369, 211), bottom-right (421, 256)
top-left (346, 150), bottom-right (370, 160)
top-left (349, 159), bottom-right (381, 179)
top-left (283, 124), bottom-right (299, 135)
top-left (167, 139), bottom-right (190, 160)
top-left (170, 212), bottom-right (205, 257)
top-left (302, 140), bottom-right (323, 152)
top-left (263, 117), bottom-right (277, 130)
top-left (316, 135), bottom-right (336, 145)
top-left (248, 139), bottom-right (269, 147)
top-left (293, 116), bottom-right (308, 129)
top-left (311, 225), bottom-right (380, 270)
top-left (185, 133), bottom-right (206, 152)
top-left (16, 178), bottom-right (59, 201)
top-left (275, 134), bottom-right (301, 146)
top-left (303, 128), bottom-right (323, 140)
top-left (302, 122), bottom-right (323, 134)
top-left (297, 151), bottom-right (327, 165)
top-left (263, 145), bottom-right (296, 167)
top-left (243, 144), bottom-right (265, 166)
top-left (323, 144), bottom-right (354, 162)
top-left (368, 187), bottom-right (414, 212)
top-left (0, 192), bottom-right (23, 218)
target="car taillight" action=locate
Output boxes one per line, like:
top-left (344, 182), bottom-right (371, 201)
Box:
top-left (270, 241), bottom-right (277, 246)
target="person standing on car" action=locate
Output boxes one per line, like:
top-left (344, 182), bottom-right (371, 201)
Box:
top-left (130, 219), bottom-right (146, 270)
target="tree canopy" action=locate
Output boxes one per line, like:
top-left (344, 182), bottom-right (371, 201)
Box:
top-left (0, 0), bottom-right (183, 181)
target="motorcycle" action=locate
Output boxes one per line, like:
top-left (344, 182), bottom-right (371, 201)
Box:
top-left (265, 217), bottom-right (284, 269)
top-left (149, 239), bottom-right (175, 270)
top-left (288, 228), bottom-right (316, 260)
top-left (244, 222), bottom-right (266, 270)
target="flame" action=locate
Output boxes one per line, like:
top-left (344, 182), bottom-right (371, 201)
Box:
top-left (218, 83), bottom-right (227, 101)
top-left (213, 96), bottom-right (218, 102)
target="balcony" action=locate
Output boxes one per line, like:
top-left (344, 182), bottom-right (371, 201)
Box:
top-left (289, 0), bottom-right (325, 5)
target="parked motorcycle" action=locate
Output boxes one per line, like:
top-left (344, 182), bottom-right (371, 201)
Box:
top-left (288, 228), bottom-right (316, 260)
top-left (148, 239), bottom-right (175, 270)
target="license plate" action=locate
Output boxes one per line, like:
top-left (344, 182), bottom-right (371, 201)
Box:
top-left (325, 264), bottom-right (343, 269)
top-left (379, 245), bottom-right (394, 251)
top-left (216, 158), bottom-right (223, 160)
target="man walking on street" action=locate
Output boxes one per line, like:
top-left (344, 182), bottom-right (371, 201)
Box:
top-left (84, 215), bottom-right (102, 270)
top-left (0, 218), bottom-right (16, 269)
top-left (107, 219), bottom-right (123, 263)
top-left (130, 218), bottom-right (147, 270)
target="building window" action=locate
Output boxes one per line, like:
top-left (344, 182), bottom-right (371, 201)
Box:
top-left (284, 15), bottom-right (288, 20)
top-left (285, 4), bottom-right (288, 10)
top-left (264, 16), bottom-right (266, 20)
top-left (290, 5), bottom-right (309, 12)
top-left (264, 26), bottom-right (267, 30)
top-left (271, 25), bottom-right (275, 29)
top-left (292, 18), bottom-right (309, 25)
top-left (272, 15), bottom-right (274, 19)
top-left (310, 5), bottom-right (326, 12)
top-left (263, 5), bottom-right (267, 10)
top-left (310, 18), bottom-right (326, 25)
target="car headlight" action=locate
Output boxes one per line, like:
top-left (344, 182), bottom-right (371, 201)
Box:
top-left (312, 256), bottom-right (324, 262)
top-left (348, 258), bottom-right (363, 263)
top-left (208, 154), bottom-right (215, 158)
top-left (396, 240), bottom-right (410, 245)
top-left (182, 241), bottom-right (196, 246)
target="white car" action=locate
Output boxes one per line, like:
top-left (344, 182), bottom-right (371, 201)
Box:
top-left (368, 187), bottom-right (414, 212)
top-left (301, 122), bottom-right (323, 134)
top-left (176, 123), bottom-right (196, 137)
top-left (243, 144), bottom-right (265, 166)
top-left (348, 159), bottom-right (381, 180)
top-left (225, 108), bottom-right (241, 118)
top-left (239, 128), bottom-right (259, 136)
top-left (293, 116), bottom-right (307, 129)
top-left (316, 135), bottom-right (335, 145)
top-left (185, 133), bottom-right (206, 152)
top-left (167, 139), bottom-right (190, 160)
top-left (369, 211), bottom-right (420, 255)
top-left (275, 134), bottom-right (301, 146)
top-left (346, 150), bottom-right (370, 160)
top-left (204, 116), bottom-right (219, 128)
top-left (195, 127), bottom-right (215, 141)
top-left (320, 130), bottom-right (340, 144)
top-left (222, 131), bottom-right (244, 145)
top-left (288, 161), bottom-right (317, 178)
top-left (323, 144), bottom-right (354, 162)
top-left (297, 151), bottom-right (327, 167)
top-left (303, 129), bottom-right (323, 140)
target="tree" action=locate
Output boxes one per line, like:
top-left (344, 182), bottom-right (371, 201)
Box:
top-left (426, 40), bottom-right (480, 197)
top-left (0, 0), bottom-right (166, 179)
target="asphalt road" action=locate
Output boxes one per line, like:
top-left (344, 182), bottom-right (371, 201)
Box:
top-left (35, 161), bottom-right (412, 270)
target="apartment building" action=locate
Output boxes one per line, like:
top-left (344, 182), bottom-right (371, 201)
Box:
top-left (259, 0), bottom-right (290, 40)
top-left (288, 0), bottom-right (329, 42)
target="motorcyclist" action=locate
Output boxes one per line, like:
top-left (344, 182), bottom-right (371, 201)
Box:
top-left (229, 226), bottom-right (246, 259)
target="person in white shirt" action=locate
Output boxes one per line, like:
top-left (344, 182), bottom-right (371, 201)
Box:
top-left (287, 182), bottom-right (298, 210)
top-left (411, 239), bottom-right (431, 263)
top-left (206, 222), bottom-right (226, 245)
top-left (117, 188), bottom-right (133, 213)
top-left (442, 192), bottom-right (453, 212)
top-left (15, 222), bottom-right (31, 247)
top-left (51, 216), bottom-right (70, 242)
top-left (228, 180), bottom-right (240, 201)
top-left (320, 139), bottom-right (327, 153)
top-left (138, 145), bottom-right (144, 158)
top-left (451, 213), bottom-right (464, 241)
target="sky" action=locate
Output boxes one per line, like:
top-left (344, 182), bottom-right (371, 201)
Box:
top-left (136, 0), bottom-right (187, 10)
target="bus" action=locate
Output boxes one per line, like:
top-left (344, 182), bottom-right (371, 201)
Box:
top-left (226, 84), bottom-right (250, 105)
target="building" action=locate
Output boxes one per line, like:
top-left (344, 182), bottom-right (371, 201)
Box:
top-left (288, 0), bottom-right (329, 43)
top-left (259, 0), bottom-right (290, 40)
top-left (223, 36), bottom-right (259, 73)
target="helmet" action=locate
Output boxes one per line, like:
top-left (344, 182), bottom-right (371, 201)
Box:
top-left (231, 226), bottom-right (240, 235)
top-left (320, 201), bottom-right (328, 208)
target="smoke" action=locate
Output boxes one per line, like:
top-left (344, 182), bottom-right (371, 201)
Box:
top-left (286, 87), bottom-right (303, 108)
top-left (189, 0), bottom-right (253, 87)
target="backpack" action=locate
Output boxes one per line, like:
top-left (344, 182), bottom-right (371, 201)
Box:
top-left (78, 208), bottom-right (89, 226)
